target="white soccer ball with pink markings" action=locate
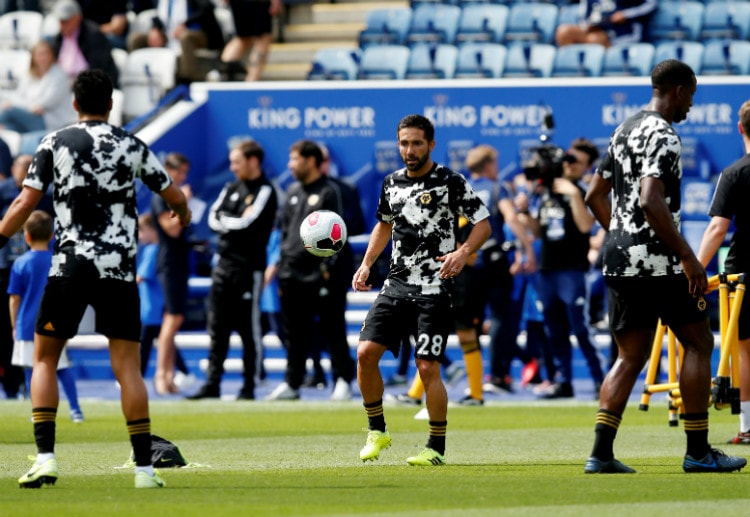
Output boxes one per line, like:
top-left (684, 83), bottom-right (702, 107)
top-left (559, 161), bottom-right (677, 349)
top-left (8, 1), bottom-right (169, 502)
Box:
top-left (299, 210), bottom-right (347, 257)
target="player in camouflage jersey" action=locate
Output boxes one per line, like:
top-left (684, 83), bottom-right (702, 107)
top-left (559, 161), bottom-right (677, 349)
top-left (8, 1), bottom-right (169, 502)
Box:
top-left (0, 70), bottom-right (191, 488)
top-left (584, 60), bottom-right (746, 474)
top-left (353, 114), bottom-right (491, 466)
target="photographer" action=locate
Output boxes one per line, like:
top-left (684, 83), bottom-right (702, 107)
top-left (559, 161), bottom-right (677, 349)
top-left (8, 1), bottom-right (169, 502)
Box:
top-left (522, 138), bottom-right (606, 399)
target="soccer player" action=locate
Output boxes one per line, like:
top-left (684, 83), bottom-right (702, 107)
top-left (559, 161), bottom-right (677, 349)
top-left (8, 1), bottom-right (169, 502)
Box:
top-left (3, 69), bottom-right (190, 488)
top-left (584, 59), bottom-right (746, 473)
top-left (353, 114), bottom-right (491, 466)
top-left (696, 99), bottom-right (750, 445)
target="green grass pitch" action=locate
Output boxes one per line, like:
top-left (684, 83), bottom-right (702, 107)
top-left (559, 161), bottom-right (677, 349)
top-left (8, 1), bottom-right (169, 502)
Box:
top-left (1, 399), bottom-right (749, 516)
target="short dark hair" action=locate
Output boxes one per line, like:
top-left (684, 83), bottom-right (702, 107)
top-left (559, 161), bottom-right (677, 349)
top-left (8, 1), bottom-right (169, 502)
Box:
top-left (397, 114), bottom-right (435, 142)
top-left (651, 59), bottom-right (695, 94)
top-left (24, 210), bottom-right (52, 242)
top-left (164, 152), bottom-right (190, 170)
top-left (570, 137), bottom-right (599, 167)
top-left (739, 100), bottom-right (750, 137)
top-left (236, 139), bottom-right (264, 163)
top-left (289, 140), bottom-right (323, 168)
top-left (72, 69), bottom-right (113, 116)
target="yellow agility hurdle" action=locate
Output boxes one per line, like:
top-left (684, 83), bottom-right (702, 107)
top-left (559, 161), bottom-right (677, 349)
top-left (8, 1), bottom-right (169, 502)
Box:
top-left (638, 273), bottom-right (745, 426)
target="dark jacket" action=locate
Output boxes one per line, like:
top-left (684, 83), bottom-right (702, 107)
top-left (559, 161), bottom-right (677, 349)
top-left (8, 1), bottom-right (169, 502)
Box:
top-left (53, 19), bottom-right (120, 86)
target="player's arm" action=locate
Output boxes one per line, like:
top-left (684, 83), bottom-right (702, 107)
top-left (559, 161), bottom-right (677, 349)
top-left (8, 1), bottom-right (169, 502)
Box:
top-left (159, 183), bottom-right (192, 229)
top-left (584, 172), bottom-right (612, 231)
top-left (352, 221), bottom-right (392, 291)
top-left (439, 218), bottom-right (491, 278)
top-left (696, 215), bottom-right (731, 268)
top-left (0, 186), bottom-right (43, 247)
top-left (641, 176), bottom-right (706, 296)
top-left (499, 197), bottom-right (535, 273)
top-left (9, 293), bottom-right (19, 337)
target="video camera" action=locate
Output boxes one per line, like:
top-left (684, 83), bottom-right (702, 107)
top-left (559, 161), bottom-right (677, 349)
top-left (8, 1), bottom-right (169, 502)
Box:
top-left (522, 105), bottom-right (575, 188)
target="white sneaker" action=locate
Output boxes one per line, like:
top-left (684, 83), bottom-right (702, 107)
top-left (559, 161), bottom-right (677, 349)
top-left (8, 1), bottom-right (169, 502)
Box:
top-left (414, 407), bottom-right (430, 420)
top-left (265, 382), bottom-right (300, 401)
top-left (330, 378), bottom-right (352, 401)
top-left (174, 372), bottom-right (198, 390)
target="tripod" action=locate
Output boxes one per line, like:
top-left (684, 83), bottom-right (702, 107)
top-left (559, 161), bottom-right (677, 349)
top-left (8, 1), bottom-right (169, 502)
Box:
top-left (638, 273), bottom-right (746, 426)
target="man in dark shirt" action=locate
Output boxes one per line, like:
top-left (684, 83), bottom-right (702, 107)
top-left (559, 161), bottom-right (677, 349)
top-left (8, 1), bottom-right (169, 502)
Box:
top-left (698, 98), bottom-right (750, 445)
top-left (266, 140), bottom-right (356, 401)
top-left (188, 140), bottom-right (277, 401)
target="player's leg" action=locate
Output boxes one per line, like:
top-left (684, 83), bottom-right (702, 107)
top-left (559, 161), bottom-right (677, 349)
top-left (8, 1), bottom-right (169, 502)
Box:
top-left (357, 339), bottom-right (391, 461)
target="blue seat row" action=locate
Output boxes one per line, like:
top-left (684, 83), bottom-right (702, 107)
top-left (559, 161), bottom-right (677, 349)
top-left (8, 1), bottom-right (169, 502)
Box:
top-left (356, 1), bottom-right (750, 51)
top-left (308, 40), bottom-right (750, 81)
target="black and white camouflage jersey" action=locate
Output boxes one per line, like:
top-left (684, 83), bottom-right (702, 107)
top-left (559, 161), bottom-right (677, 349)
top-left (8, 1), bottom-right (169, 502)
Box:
top-left (377, 163), bottom-right (490, 300)
top-left (24, 121), bottom-right (172, 281)
top-left (597, 110), bottom-right (684, 278)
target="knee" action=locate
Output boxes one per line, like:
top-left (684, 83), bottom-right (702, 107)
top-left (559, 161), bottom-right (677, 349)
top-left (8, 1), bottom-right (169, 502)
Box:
top-left (357, 343), bottom-right (379, 369)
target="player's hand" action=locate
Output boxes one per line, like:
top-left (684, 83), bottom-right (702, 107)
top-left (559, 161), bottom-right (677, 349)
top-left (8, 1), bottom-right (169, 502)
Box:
top-left (437, 250), bottom-right (468, 279)
top-left (352, 264), bottom-right (372, 292)
top-left (682, 255), bottom-right (708, 298)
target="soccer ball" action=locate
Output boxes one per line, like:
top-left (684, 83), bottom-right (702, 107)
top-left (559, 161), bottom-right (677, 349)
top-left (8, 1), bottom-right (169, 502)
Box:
top-left (299, 210), bottom-right (348, 257)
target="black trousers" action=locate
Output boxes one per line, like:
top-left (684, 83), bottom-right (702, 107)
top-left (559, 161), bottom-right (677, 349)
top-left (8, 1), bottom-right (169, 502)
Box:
top-left (205, 267), bottom-right (263, 390)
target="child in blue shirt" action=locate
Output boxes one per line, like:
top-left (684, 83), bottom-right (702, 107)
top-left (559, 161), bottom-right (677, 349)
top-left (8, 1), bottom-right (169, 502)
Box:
top-left (9, 210), bottom-right (83, 422)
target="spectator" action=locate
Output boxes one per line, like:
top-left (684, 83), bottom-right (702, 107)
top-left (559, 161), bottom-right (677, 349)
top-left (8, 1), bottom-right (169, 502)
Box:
top-left (265, 140), bottom-right (357, 401)
top-left (187, 139), bottom-right (278, 401)
top-left (135, 213), bottom-right (162, 379)
top-left (9, 210), bottom-right (84, 422)
top-left (218, 0), bottom-right (281, 81)
top-left (0, 40), bottom-right (76, 134)
top-left (0, 136), bottom-right (11, 180)
top-left (50, 0), bottom-right (120, 86)
top-left (127, 0), bottom-right (224, 83)
top-left (151, 152), bottom-right (195, 395)
top-left (522, 138), bottom-right (606, 399)
top-left (555, 0), bottom-right (657, 48)
top-left (77, 0), bottom-right (130, 50)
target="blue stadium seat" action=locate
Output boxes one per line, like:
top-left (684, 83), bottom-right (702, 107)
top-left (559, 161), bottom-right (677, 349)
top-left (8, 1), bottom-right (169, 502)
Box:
top-left (502, 42), bottom-right (556, 78)
top-left (307, 48), bottom-right (361, 80)
top-left (405, 43), bottom-right (459, 79)
top-left (406, 4), bottom-right (462, 46)
top-left (649, 1), bottom-right (704, 42)
top-left (504, 3), bottom-right (558, 45)
top-left (653, 41), bottom-right (705, 74)
top-left (455, 4), bottom-right (509, 44)
top-left (454, 42), bottom-right (506, 78)
top-left (358, 7), bottom-right (413, 49)
top-left (601, 43), bottom-right (655, 77)
top-left (556, 3), bottom-right (580, 27)
top-left (700, 39), bottom-right (750, 76)
top-left (699, 1), bottom-right (750, 42)
top-left (357, 45), bottom-right (411, 80)
top-left (551, 43), bottom-right (605, 77)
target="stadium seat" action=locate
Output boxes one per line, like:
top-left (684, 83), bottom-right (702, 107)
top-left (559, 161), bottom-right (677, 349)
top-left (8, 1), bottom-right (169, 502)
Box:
top-left (357, 45), bottom-right (410, 80)
top-left (454, 42), bottom-right (506, 78)
top-left (307, 48), bottom-right (361, 80)
top-left (648, 1), bottom-right (704, 42)
top-left (358, 7), bottom-right (413, 49)
top-left (129, 8), bottom-right (159, 34)
top-left (0, 10), bottom-right (43, 50)
top-left (405, 43), bottom-right (458, 79)
top-left (120, 47), bottom-right (177, 121)
top-left (700, 40), bottom-right (750, 76)
top-left (699, 1), bottom-right (750, 42)
top-left (0, 48), bottom-right (31, 92)
top-left (653, 41), bottom-right (704, 75)
top-left (109, 89), bottom-right (124, 128)
top-left (556, 3), bottom-right (580, 27)
top-left (503, 3), bottom-right (558, 45)
top-left (41, 12), bottom-right (59, 39)
top-left (550, 43), bottom-right (605, 77)
top-left (0, 128), bottom-right (21, 157)
top-left (502, 42), bottom-right (556, 78)
top-left (406, 4), bottom-right (461, 46)
top-left (455, 4), bottom-right (509, 44)
top-left (601, 43), bottom-right (655, 77)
